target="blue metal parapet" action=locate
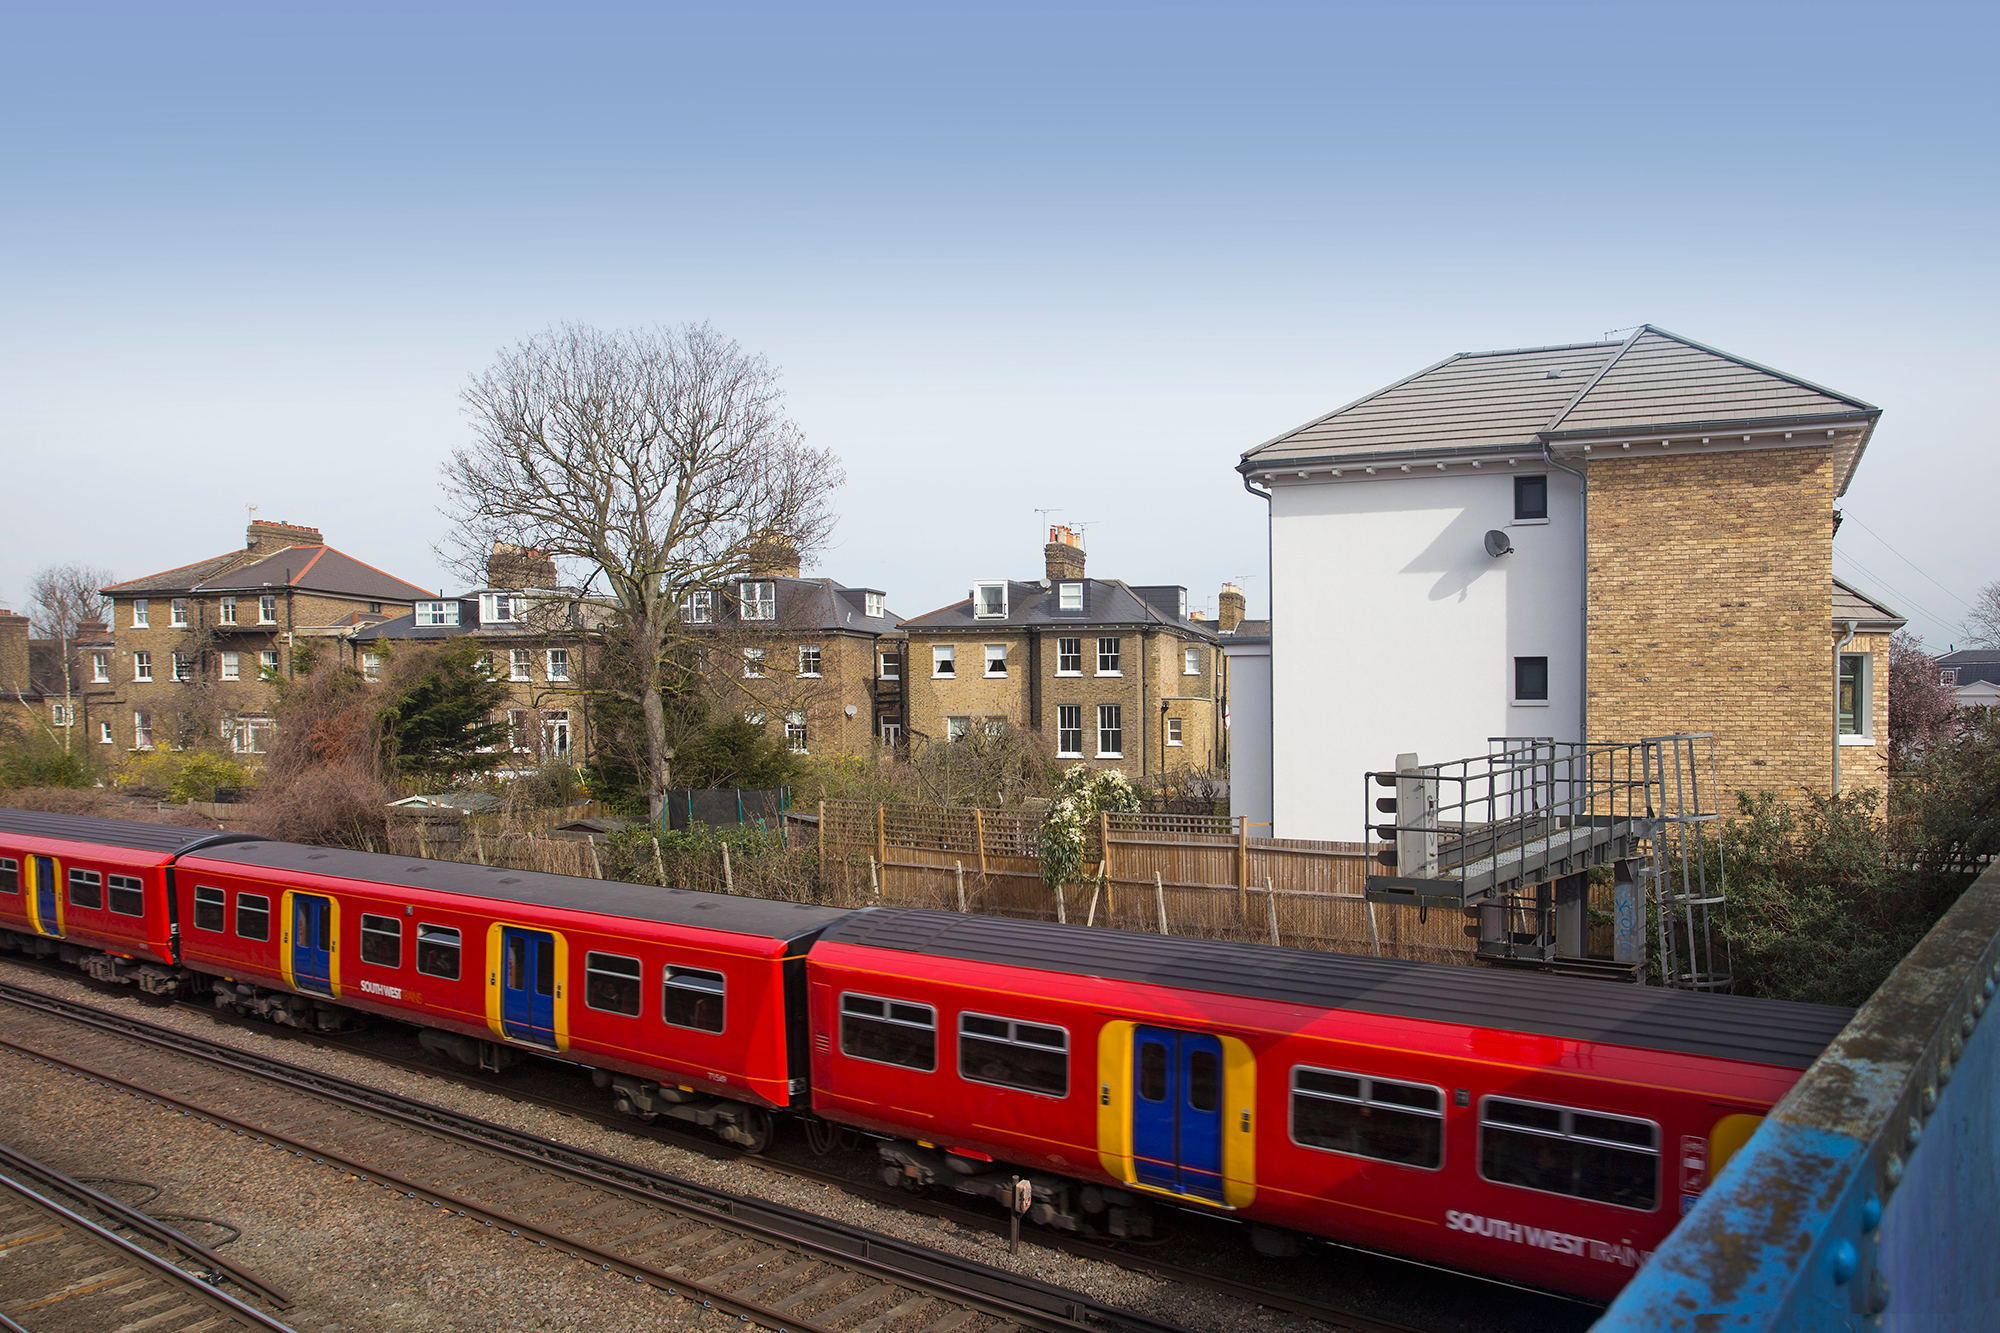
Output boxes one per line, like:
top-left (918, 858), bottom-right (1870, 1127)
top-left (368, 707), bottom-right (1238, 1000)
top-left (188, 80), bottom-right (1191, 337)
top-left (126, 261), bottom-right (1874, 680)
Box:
top-left (1596, 863), bottom-right (2000, 1329)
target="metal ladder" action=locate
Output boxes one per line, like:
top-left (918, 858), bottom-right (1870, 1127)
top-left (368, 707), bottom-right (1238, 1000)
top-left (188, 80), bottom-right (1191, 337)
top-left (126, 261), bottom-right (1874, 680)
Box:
top-left (1640, 734), bottom-right (1732, 992)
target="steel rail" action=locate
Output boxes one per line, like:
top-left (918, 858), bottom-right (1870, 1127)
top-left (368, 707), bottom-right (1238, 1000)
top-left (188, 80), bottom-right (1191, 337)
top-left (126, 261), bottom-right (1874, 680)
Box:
top-left (0, 979), bottom-right (1196, 1333)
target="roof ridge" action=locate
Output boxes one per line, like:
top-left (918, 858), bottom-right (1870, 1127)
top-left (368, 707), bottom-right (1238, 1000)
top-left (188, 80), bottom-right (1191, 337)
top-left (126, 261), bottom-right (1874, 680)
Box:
top-left (1542, 326), bottom-right (1647, 433)
top-left (102, 549), bottom-right (244, 592)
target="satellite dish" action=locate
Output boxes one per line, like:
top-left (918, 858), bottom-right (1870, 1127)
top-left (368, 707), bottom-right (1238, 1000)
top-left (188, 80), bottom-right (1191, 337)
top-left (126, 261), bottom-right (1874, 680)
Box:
top-left (1484, 529), bottom-right (1514, 558)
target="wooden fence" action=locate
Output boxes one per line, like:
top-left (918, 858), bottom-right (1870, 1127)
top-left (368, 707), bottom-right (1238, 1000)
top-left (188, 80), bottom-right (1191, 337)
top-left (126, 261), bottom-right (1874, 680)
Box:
top-left (820, 801), bottom-right (1475, 965)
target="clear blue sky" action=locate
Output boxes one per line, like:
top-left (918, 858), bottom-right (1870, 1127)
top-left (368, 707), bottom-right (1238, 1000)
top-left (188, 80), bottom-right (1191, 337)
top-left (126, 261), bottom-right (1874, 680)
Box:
top-left (3, 3), bottom-right (1993, 645)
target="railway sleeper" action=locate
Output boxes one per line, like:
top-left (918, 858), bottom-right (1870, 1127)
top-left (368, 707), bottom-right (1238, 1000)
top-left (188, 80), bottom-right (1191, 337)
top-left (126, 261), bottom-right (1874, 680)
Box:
top-left (592, 1071), bottom-right (775, 1153)
top-left (876, 1141), bottom-right (1155, 1239)
top-left (210, 980), bottom-right (360, 1033)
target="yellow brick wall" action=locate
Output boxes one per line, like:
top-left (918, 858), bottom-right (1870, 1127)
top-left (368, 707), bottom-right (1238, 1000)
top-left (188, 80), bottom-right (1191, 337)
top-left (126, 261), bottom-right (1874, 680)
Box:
top-left (1586, 446), bottom-right (1839, 805)
top-left (1837, 630), bottom-right (1893, 797)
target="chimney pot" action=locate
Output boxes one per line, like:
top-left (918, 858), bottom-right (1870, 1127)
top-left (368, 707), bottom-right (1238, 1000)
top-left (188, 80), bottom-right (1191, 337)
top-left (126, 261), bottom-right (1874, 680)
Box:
top-left (1044, 524), bottom-right (1086, 583)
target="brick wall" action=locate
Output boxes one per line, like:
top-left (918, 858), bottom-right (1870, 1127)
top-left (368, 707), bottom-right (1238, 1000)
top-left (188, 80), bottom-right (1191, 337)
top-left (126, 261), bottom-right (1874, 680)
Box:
top-left (1586, 445), bottom-right (1838, 805)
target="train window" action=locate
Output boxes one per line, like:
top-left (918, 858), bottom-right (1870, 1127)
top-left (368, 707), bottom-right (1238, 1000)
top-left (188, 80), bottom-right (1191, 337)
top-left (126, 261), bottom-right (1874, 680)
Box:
top-left (663, 967), bottom-right (726, 1033)
top-left (360, 913), bottom-right (401, 967)
top-left (0, 858), bottom-right (16, 893)
top-left (68, 869), bottom-right (103, 909)
top-left (959, 1013), bottom-right (1067, 1096)
top-left (840, 992), bottom-right (935, 1071)
top-left (1139, 1041), bottom-right (1168, 1102)
top-left (1187, 1049), bottom-right (1220, 1113)
top-left (536, 941), bottom-right (555, 998)
top-left (1291, 1066), bottom-right (1444, 1170)
top-left (1479, 1096), bottom-right (1658, 1211)
top-left (585, 953), bottom-right (642, 1016)
top-left (108, 875), bottom-right (144, 917)
top-left (236, 894), bottom-right (270, 941)
top-left (416, 924), bottom-right (460, 980)
top-left (193, 886), bottom-right (225, 932)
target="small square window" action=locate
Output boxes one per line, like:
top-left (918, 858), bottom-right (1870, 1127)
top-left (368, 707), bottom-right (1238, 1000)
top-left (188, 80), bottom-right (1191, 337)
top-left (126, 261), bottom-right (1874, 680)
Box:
top-left (947, 715), bottom-right (970, 742)
top-left (367, 601), bottom-right (383, 615)
top-left (1514, 656), bottom-right (1549, 703)
top-left (740, 581), bottom-right (776, 621)
top-left (1168, 717), bottom-right (1183, 746)
top-left (983, 644), bottom-right (1007, 677)
top-left (878, 648), bottom-right (900, 680)
top-left (933, 645), bottom-right (956, 677)
top-left (799, 645), bottom-right (822, 677)
top-left (1514, 475), bottom-right (1549, 522)
top-left (864, 592), bottom-right (884, 618)
top-left (1058, 582), bottom-right (1083, 611)
top-left (680, 588), bottom-right (714, 623)
top-left (973, 581), bottom-right (1007, 619)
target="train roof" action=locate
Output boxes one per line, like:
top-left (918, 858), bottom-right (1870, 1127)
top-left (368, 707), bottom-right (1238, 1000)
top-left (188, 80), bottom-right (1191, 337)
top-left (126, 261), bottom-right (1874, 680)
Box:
top-left (820, 907), bottom-right (1853, 1070)
top-left (184, 839), bottom-right (854, 945)
top-left (0, 808), bottom-right (258, 858)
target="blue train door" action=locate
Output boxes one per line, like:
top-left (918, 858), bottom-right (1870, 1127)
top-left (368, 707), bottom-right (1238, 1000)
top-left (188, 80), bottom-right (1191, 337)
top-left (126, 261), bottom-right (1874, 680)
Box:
top-left (292, 894), bottom-right (333, 994)
top-left (33, 857), bottom-right (59, 936)
top-left (500, 928), bottom-right (557, 1045)
top-left (1132, 1027), bottom-right (1226, 1201)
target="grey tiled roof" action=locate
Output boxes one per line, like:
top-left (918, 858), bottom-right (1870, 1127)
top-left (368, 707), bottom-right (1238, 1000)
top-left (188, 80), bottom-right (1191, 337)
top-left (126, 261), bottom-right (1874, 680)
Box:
top-left (1937, 649), bottom-right (2000, 665)
top-left (103, 552), bottom-right (247, 595)
top-left (103, 544), bottom-right (431, 602)
top-left (901, 579), bottom-right (1216, 638)
top-left (1243, 326), bottom-right (1879, 465)
top-left (1831, 578), bottom-right (1904, 631)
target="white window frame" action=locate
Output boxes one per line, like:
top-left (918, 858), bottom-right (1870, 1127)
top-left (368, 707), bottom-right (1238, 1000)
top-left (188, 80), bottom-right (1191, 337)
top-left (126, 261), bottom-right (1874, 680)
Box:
top-left (362, 652), bottom-right (383, 681)
top-left (972, 580), bottom-right (1007, 620)
top-left (131, 599), bottom-right (148, 628)
top-left (99, 721), bottom-right (114, 745)
top-left (546, 648), bottom-right (570, 682)
top-left (90, 652), bottom-right (109, 683)
top-left (864, 591), bottom-right (884, 618)
top-left (1058, 582), bottom-right (1083, 612)
top-left (133, 651), bottom-right (152, 682)
top-left (232, 715), bottom-right (274, 755)
top-left (51, 703), bottom-right (71, 727)
top-left (740, 581), bottom-right (776, 621)
top-left (1056, 704), bottom-right (1083, 758)
top-left (509, 649), bottom-right (532, 681)
top-left (983, 643), bottom-right (1008, 677)
top-left (218, 596), bottom-right (236, 624)
top-left (543, 709), bottom-right (571, 757)
top-left (681, 588), bottom-right (714, 624)
top-left (880, 720), bottom-right (901, 746)
top-left (744, 710), bottom-right (765, 726)
top-left (1097, 704), bottom-right (1123, 759)
top-left (877, 647), bottom-right (900, 681)
top-left (171, 651), bottom-right (193, 682)
top-left (798, 645), bottom-right (822, 678)
top-left (133, 711), bottom-right (153, 749)
top-left (932, 644), bottom-right (956, 678)
top-left (170, 598), bottom-right (189, 627)
top-left (946, 715), bottom-right (970, 743)
top-left (785, 710), bottom-right (808, 753)
top-left (1056, 637), bottom-right (1082, 675)
top-left (743, 647), bottom-right (765, 678)
top-left (259, 649), bottom-right (280, 676)
top-left (484, 593), bottom-right (518, 624)
top-left (1184, 646), bottom-right (1201, 676)
top-left (1840, 652), bottom-right (1875, 745)
top-left (1097, 637), bottom-right (1122, 676)
top-left (415, 600), bottom-right (460, 627)
top-left (220, 651), bottom-right (240, 681)
top-left (258, 594), bottom-right (278, 624)
top-left (1168, 717), bottom-right (1183, 746)
top-left (509, 708), bottom-right (532, 752)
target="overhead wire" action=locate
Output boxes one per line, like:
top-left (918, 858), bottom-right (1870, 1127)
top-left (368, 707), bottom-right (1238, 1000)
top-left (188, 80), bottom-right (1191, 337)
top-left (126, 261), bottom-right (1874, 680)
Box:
top-left (1838, 511), bottom-right (1977, 612)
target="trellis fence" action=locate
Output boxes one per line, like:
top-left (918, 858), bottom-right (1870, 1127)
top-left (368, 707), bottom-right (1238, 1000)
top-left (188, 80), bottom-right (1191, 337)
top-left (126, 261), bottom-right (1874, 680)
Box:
top-left (818, 800), bottom-right (1474, 965)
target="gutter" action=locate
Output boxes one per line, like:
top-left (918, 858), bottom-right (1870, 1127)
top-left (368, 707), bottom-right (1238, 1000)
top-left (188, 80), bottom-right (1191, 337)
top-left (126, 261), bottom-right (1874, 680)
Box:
top-left (1541, 445), bottom-right (1590, 744)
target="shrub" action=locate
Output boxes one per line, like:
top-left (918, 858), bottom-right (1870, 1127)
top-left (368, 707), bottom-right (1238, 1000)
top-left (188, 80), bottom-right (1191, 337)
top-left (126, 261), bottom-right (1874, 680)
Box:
top-left (1039, 766), bottom-right (1139, 891)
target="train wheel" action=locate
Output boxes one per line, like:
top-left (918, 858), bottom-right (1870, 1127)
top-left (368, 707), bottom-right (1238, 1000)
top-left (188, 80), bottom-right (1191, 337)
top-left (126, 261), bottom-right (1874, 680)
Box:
top-left (728, 1108), bottom-right (775, 1155)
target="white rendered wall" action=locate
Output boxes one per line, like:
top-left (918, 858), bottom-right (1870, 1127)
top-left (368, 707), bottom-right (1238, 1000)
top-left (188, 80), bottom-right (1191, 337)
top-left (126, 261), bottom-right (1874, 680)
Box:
top-left (1224, 642), bottom-right (1272, 831)
top-left (1268, 469), bottom-right (1581, 841)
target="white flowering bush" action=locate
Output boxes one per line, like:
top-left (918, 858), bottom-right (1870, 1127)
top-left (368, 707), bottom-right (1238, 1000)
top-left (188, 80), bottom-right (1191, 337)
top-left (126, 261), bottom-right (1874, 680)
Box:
top-left (1039, 766), bottom-right (1139, 890)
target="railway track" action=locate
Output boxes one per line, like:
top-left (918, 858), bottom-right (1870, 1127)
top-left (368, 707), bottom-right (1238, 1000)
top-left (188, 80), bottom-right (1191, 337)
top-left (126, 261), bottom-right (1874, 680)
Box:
top-left (0, 979), bottom-right (1206, 1333)
top-left (0, 1159), bottom-right (296, 1333)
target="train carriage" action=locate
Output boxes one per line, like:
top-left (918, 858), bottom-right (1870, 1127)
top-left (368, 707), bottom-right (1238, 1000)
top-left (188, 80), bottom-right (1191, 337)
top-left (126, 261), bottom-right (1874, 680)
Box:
top-left (168, 840), bottom-right (851, 1147)
top-left (0, 810), bottom-right (254, 990)
top-left (804, 907), bottom-right (1850, 1302)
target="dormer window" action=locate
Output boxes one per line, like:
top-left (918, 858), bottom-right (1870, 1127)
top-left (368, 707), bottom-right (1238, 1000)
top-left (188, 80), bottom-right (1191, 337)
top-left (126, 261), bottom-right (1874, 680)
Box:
top-left (741, 581), bottom-right (776, 621)
top-left (680, 589), bottom-right (714, 623)
top-left (415, 601), bottom-right (460, 627)
top-left (973, 581), bottom-right (1007, 619)
top-left (1178, 589), bottom-right (1187, 620)
top-left (1058, 582), bottom-right (1082, 611)
top-left (482, 594), bottom-right (517, 624)
top-left (864, 592), bottom-right (884, 619)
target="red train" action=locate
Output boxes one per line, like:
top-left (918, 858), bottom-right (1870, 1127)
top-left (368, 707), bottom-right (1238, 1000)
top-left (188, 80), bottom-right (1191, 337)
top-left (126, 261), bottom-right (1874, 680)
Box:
top-left (0, 809), bottom-right (1851, 1303)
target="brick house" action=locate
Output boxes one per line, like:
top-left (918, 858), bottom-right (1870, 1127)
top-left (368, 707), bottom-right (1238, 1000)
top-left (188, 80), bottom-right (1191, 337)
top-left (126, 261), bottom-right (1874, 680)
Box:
top-left (0, 609), bottom-right (80, 745)
top-left (676, 537), bottom-right (907, 759)
top-left (94, 520), bottom-right (432, 758)
top-left (1236, 325), bottom-right (1902, 840)
top-left (349, 544), bottom-right (603, 769)
top-left (899, 527), bottom-right (1225, 777)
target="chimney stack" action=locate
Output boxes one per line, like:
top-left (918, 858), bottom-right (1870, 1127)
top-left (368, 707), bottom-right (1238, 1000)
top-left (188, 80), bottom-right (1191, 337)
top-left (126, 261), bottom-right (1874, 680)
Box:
top-left (487, 543), bottom-right (560, 590)
top-left (1218, 583), bottom-right (1246, 632)
top-left (1044, 525), bottom-right (1086, 583)
top-left (247, 520), bottom-right (323, 551)
top-left (0, 610), bottom-right (30, 697)
top-left (744, 530), bottom-right (802, 579)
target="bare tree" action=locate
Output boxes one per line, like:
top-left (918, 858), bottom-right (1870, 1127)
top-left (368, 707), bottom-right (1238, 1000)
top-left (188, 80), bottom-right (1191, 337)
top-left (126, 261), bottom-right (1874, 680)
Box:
top-left (19, 562), bottom-right (115, 755)
top-left (442, 323), bottom-right (843, 821)
top-left (1962, 579), bottom-right (2000, 650)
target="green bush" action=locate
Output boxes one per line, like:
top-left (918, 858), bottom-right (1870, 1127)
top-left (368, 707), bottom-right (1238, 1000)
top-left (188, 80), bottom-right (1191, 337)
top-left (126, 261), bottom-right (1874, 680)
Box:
top-left (115, 749), bottom-right (252, 803)
top-left (0, 735), bottom-right (95, 789)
